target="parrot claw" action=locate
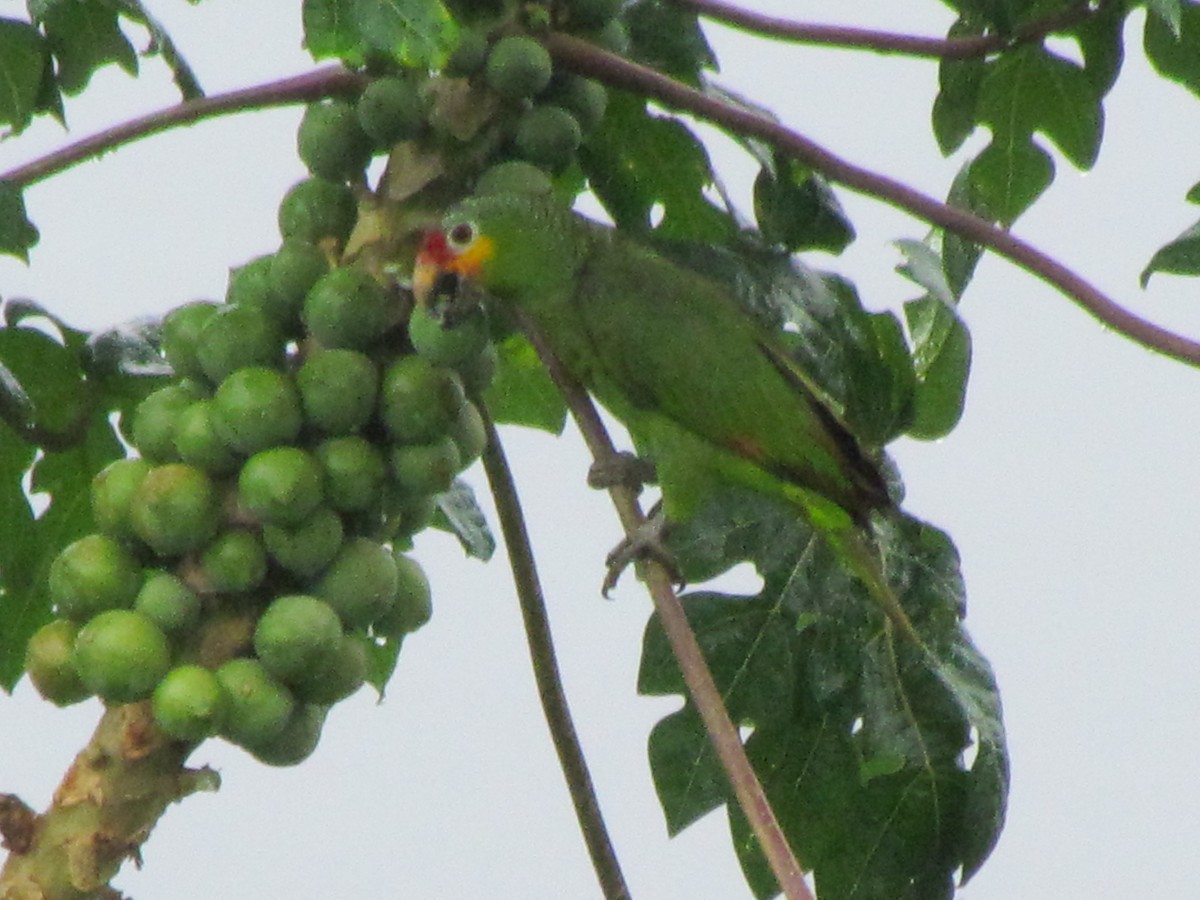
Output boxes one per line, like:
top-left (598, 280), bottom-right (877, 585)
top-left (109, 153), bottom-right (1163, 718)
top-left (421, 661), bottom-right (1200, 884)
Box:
top-left (587, 452), bottom-right (658, 492)
top-left (602, 504), bottom-right (684, 596)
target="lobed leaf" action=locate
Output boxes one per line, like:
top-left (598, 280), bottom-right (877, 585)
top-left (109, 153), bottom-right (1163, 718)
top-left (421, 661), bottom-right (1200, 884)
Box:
top-left (1144, 2), bottom-right (1200, 99)
top-left (1140, 219), bottom-right (1200, 286)
top-left (0, 182), bottom-right (40, 262)
top-left (753, 151), bottom-right (855, 255)
top-left (33, 0), bottom-right (138, 95)
top-left (483, 333), bottom-right (567, 434)
top-left (0, 17), bottom-right (49, 133)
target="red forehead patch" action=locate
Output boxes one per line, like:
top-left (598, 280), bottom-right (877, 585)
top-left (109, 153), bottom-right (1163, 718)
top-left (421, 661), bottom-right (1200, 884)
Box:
top-left (417, 230), bottom-right (454, 267)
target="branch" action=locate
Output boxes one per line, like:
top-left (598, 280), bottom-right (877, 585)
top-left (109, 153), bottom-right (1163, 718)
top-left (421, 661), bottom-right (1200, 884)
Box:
top-left (1, 66), bottom-right (367, 189)
top-left (479, 412), bottom-right (632, 900)
top-left (545, 32), bottom-right (1200, 369)
top-left (514, 312), bottom-right (814, 900)
top-left (675, 0), bottom-right (1101, 59)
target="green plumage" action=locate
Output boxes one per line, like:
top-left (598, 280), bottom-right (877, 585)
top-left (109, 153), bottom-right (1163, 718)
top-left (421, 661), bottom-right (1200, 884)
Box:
top-left (440, 193), bottom-right (891, 529)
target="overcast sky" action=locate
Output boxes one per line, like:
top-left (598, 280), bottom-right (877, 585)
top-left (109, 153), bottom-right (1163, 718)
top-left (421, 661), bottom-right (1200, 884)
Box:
top-left (4, 2), bottom-right (1200, 897)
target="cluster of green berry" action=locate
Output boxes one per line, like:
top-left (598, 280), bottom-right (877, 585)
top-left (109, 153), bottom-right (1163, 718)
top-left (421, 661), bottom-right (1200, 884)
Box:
top-left (24, 167), bottom-right (494, 766)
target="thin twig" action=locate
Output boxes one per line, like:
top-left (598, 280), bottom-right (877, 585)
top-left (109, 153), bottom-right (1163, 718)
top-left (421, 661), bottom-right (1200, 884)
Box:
top-left (480, 411), bottom-right (632, 900)
top-left (515, 313), bottom-right (814, 900)
top-left (1, 66), bottom-right (367, 188)
top-left (676, 0), bottom-right (1101, 59)
top-left (545, 31), bottom-right (1200, 368)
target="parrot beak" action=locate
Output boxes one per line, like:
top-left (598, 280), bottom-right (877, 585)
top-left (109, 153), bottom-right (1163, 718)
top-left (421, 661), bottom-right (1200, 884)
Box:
top-left (413, 231), bottom-right (452, 309)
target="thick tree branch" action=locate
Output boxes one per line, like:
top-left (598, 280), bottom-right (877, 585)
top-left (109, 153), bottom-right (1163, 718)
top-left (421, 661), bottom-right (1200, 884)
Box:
top-left (1, 66), bottom-right (367, 189)
top-left (479, 412), bottom-right (631, 900)
top-left (514, 312), bottom-right (814, 900)
top-left (676, 0), bottom-right (1101, 59)
top-left (545, 31), bottom-right (1200, 368)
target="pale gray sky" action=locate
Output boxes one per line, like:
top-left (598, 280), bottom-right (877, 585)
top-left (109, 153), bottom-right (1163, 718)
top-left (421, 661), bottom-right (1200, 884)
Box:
top-left (3, 2), bottom-right (1200, 897)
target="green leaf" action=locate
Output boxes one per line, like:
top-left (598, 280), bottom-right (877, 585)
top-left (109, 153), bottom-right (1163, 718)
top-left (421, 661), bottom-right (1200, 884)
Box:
top-left (1074, 0), bottom-right (1127, 96)
top-left (645, 707), bottom-right (728, 835)
top-left (34, 0), bottom-right (138, 95)
top-left (365, 633), bottom-right (402, 697)
top-left (624, 0), bottom-right (717, 86)
top-left (353, 0), bottom-right (457, 69)
top-left (931, 21), bottom-right (987, 156)
top-left (0, 326), bottom-right (88, 443)
top-left (942, 161), bottom-right (989, 299)
top-left (1140, 219), bottom-right (1200, 286)
top-left (1187, 179), bottom-right (1200, 205)
top-left (483, 333), bottom-right (567, 434)
top-left (903, 295), bottom-right (973, 440)
top-left (432, 478), bottom-right (494, 561)
top-left (1145, 3), bottom-right (1200, 98)
top-left (977, 44), bottom-right (1103, 171)
top-left (116, 1), bottom-right (204, 100)
top-left (0, 181), bottom-right (40, 262)
top-left (1146, 0), bottom-right (1183, 37)
top-left (969, 135), bottom-right (1054, 225)
top-left (304, 0), bottom-right (367, 64)
top-left (0, 420), bottom-right (38, 691)
top-left (0, 17), bottom-right (49, 133)
top-left (753, 152), bottom-right (854, 254)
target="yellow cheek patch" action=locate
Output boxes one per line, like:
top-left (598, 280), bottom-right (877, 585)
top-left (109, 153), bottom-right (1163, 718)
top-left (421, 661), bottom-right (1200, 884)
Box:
top-left (452, 234), bottom-right (495, 280)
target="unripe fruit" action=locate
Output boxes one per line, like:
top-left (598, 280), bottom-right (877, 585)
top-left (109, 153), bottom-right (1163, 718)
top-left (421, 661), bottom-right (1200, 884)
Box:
top-left (313, 538), bottom-right (398, 628)
top-left (389, 436), bottom-right (462, 497)
top-left (248, 703), bottom-right (327, 767)
top-left (379, 355), bottom-right (465, 444)
top-left (375, 553), bottom-right (432, 637)
top-left (160, 301), bottom-right (219, 381)
top-left (135, 571), bottom-right (201, 636)
top-left (303, 267), bottom-right (395, 350)
top-left (449, 399), bottom-right (488, 467)
top-left (226, 254), bottom-right (298, 334)
top-left (297, 349), bottom-right (379, 434)
top-left (254, 595), bottom-right (342, 684)
top-left (49, 533), bottom-right (142, 621)
top-left (314, 435), bottom-right (387, 513)
top-left (130, 382), bottom-right (206, 462)
top-left (393, 492), bottom-right (438, 541)
top-left (200, 529), bottom-right (267, 593)
top-left (92, 458), bottom-right (153, 542)
top-left (457, 339), bottom-right (499, 395)
top-left (408, 304), bottom-right (489, 367)
top-left (73, 610), bottom-right (171, 704)
top-left (485, 35), bottom-right (553, 100)
top-left (173, 399), bottom-right (240, 476)
top-left (356, 76), bottom-right (427, 147)
top-left (153, 665), bottom-right (228, 741)
top-left (238, 447), bottom-right (324, 526)
top-left (278, 178), bottom-right (357, 246)
top-left (263, 507), bottom-right (344, 580)
top-left (546, 74), bottom-right (608, 133)
top-left (514, 104), bottom-right (583, 171)
top-left (443, 27), bottom-right (489, 77)
top-left (130, 463), bottom-right (219, 557)
top-left (564, 0), bottom-right (624, 29)
top-left (270, 241), bottom-right (328, 316)
top-left (474, 160), bottom-right (555, 197)
top-left (25, 619), bottom-right (91, 706)
top-left (196, 305), bottom-right (285, 385)
top-left (593, 18), bottom-right (629, 53)
top-left (211, 367), bottom-right (303, 456)
top-left (216, 658), bottom-right (295, 748)
top-left (297, 100), bottom-right (373, 182)
top-left (290, 634), bottom-right (366, 704)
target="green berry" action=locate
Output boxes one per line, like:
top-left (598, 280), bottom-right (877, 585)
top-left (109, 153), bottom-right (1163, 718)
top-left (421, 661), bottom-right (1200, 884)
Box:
top-left (389, 436), bottom-right (461, 497)
top-left (409, 304), bottom-right (490, 367)
top-left (379, 355), bottom-right (465, 444)
top-left (449, 400), bottom-right (487, 467)
top-left (270, 241), bottom-right (329, 317)
top-left (200, 529), bottom-right (267, 593)
top-left (195, 305), bottom-right (285, 385)
top-left (160, 301), bottom-right (219, 381)
top-left (238, 446), bottom-right (325, 527)
top-left (25, 619), bottom-right (91, 706)
top-left (130, 382), bottom-right (206, 462)
top-left (173, 399), bottom-right (240, 476)
top-left (248, 703), bottom-right (327, 767)
top-left (153, 665), bottom-right (228, 742)
top-left (277, 177), bottom-right (357, 246)
top-left (474, 160), bottom-right (555, 197)
top-left (514, 105), bottom-right (582, 171)
top-left (49, 534), bottom-right (142, 621)
top-left (314, 435), bottom-right (387, 513)
top-left (485, 35), bottom-right (553, 100)
top-left (443, 27), bottom-right (489, 77)
top-left (289, 634), bottom-right (367, 705)
top-left (303, 267), bottom-right (395, 350)
top-left (129, 463), bottom-right (219, 557)
top-left (134, 571), bottom-right (202, 636)
top-left (297, 349), bottom-right (379, 435)
top-left (73, 610), bottom-right (171, 705)
top-left (92, 458), bottom-right (153, 543)
top-left (313, 538), bottom-right (398, 629)
top-left (226, 254), bottom-right (302, 334)
top-left (393, 492), bottom-right (438, 541)
top-left (546, 74), bottom-right (608, 133)
top-left (263, 508), bottom-right (344, 580)
top-left (456, 339), bottom-right (499, 394)
top-left (591, 18), bottom-right (629, 53)
top-left (356, 76), bottom-right (427, 148)
top-left (211, 366), bottom-right (303, 456)
top-left (297, 100), bottom-right (374, 182)
top-left (216, 658), bottom-right (295, 748)
top-left (374, 553), bottom-right (432, 637)
top-left (254, 594), bottom-right (342, 684)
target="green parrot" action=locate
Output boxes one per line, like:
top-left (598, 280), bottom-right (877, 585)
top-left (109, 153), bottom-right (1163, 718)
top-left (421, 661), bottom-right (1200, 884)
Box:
top-left (414, 192), bottom-right (913, 635)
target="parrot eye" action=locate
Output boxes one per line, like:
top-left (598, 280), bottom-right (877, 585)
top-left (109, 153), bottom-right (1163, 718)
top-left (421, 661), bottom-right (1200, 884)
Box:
top-left (447, 221), bottom-right (477, 252)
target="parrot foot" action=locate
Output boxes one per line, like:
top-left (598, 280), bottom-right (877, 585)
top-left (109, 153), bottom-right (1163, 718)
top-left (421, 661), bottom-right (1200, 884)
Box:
top-left (587, 452), bottom-right (657, 492)
top-left (602, 503), bottom-right (684, 596)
